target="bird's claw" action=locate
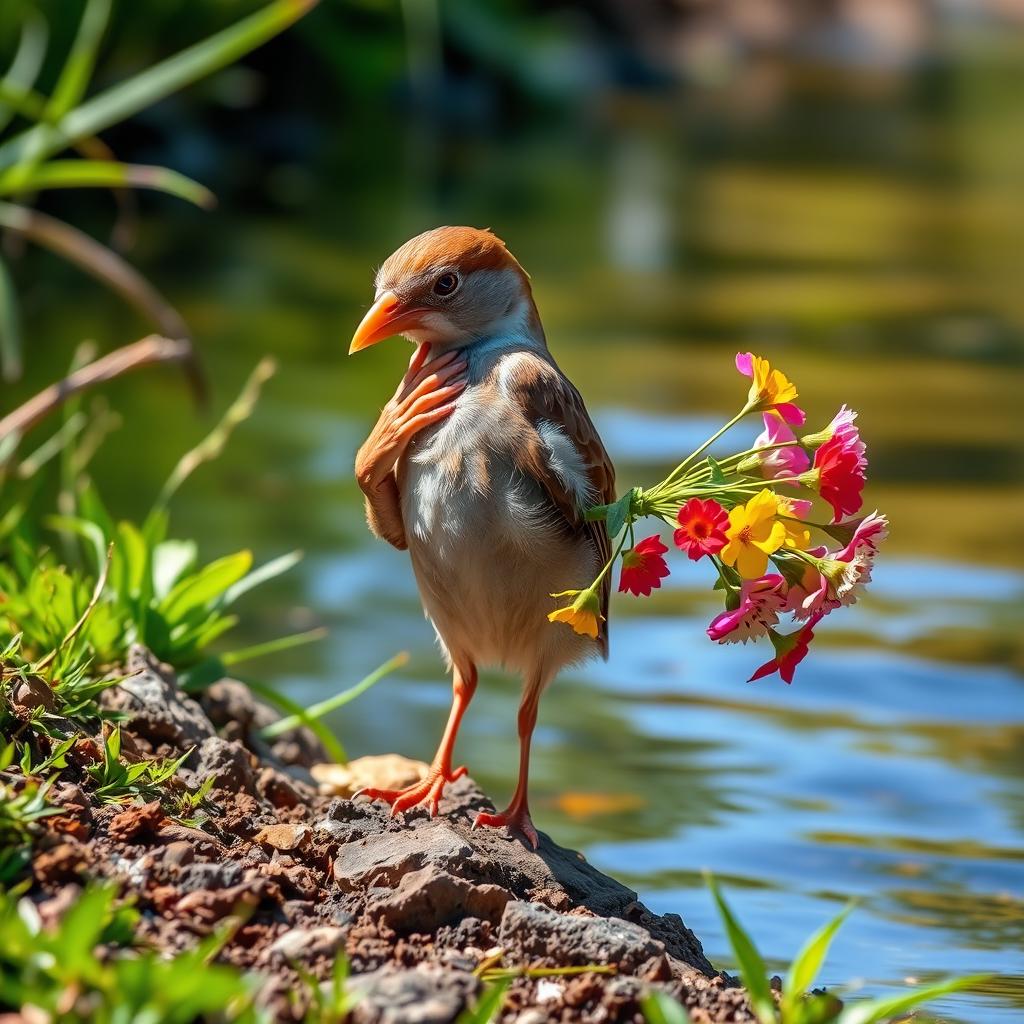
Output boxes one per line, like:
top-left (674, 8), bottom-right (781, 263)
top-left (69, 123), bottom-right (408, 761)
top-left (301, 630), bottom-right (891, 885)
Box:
top-left (473, 805), bottom-right (540, 849)
top-left (356, 765), bottom-right (467, 818)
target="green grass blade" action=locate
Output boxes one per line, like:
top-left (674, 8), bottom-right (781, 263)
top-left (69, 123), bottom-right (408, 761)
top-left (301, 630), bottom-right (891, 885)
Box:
top-left (705, 874), bottom-right (777, 1024)
top-left (640, 991), bottom-right (692, 1024)
top-left (0, 201), bottom-right (190, 342)
top-left (159, 550), bottom-right (253, 622)
top-left (836, 975), bottom-right (989, 1024)
top-left (0, 253), bottom-right (22, 382)
top-left (0, 0), bottom-right (320, 171)
top-left (220, 627), bottom-right (327, 667)
top-left (260, 651), bottom-right (409, 740)
top-left (782, 903), bottom-right (855, 1018)
top-left (153, 357), bottom-right (276, 514)
top-left (0, 10), bottom-right (48, 133)
top-left (222, 549), bottom-right (303, 606)
top-left (46, 0), bottom-right (112, 120)
top-left (244, 677), bottom-right (346, 764)
top-left (0, 160), bottom-right (215, 208)
top-left (456, 979), bottom-right (510, 1024)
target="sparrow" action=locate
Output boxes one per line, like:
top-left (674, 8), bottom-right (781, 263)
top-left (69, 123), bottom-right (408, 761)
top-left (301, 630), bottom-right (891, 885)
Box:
top-left (349, 226), bottom-right (614, 847)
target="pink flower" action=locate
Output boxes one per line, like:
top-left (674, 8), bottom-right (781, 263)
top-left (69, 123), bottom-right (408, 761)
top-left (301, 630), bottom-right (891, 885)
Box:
top-left (708, 574), bottom-right (787, 644)
top-left (674, 498), bottom-right (729, 561)
top-left (618, 535), bottom-right (670, 597)
top-left (834, 511), bottom-right (888, 607)
top-left (785, 511), bottom-right (888, 619)
top-left (749, 612), bottom-right (824, 685)
top-left (753, 413), bottom-right (811, 481)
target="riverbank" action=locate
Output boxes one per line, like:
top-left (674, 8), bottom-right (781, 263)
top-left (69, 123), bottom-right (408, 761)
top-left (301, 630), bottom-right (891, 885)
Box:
top-left (8, 646), bottom-right (761, 1023)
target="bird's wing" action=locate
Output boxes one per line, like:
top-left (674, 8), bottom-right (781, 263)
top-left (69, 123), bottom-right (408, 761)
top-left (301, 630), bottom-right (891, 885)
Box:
top-left (503, 351), bottom-right (616, 655)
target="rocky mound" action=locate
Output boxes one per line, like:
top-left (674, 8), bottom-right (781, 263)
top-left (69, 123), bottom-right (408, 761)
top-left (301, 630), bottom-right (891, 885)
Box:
top-left (15, 647), bottom-right (760, 1023)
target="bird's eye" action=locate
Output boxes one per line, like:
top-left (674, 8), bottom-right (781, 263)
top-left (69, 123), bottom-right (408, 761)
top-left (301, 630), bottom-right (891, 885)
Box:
top-left (433, 272), bottom-right (459, 297)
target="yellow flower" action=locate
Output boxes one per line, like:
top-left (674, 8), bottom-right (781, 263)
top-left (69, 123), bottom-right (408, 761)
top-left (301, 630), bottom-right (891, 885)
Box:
top-left (736, 352), bottom-right (798, 411)
top-left (720, 489), bottom-right (787, 579)
top-left (548, 588), bottom-right (603, 639)
top-left (776, 495), bottom-right (811, 550)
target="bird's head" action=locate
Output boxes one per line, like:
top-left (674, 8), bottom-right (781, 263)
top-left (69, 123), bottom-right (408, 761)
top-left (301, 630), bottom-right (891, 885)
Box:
top-left (349, 226), bottom-right (540, 355)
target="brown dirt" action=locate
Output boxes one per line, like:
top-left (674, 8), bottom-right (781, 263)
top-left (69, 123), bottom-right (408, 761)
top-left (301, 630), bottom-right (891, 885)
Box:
top-left (10, 645), bottom-right (763, 1024)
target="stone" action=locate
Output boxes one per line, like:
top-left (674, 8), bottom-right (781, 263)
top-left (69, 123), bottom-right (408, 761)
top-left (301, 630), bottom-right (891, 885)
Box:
top-left (498, 902), bottom-right (666, 974)
top-left (370, 867), bottom-right (513, 933)
top-left (190, 736), bottom-right (257, 795)
top-left (268, 925), bottom-right (346, 964)
top-left (100, 646), bottom-right (215, 751)
top-left (253, 822), bottom-right (311, 852)
top-left (347, 966), bottom-right (477, 1024)
top-left (312, 754), bottom-right (429, 798)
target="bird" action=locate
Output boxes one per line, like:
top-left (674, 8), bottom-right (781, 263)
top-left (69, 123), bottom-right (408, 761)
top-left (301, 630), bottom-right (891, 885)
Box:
top-left (348, 226), bottom-right (614, 847)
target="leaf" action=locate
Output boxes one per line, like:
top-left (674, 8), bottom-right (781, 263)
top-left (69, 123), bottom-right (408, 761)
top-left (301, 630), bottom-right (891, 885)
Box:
top-left (243, 677), bottom-right (346, 764)
top-left (456, 979), bottom-right (510, 1024)
top-left (0, 10), bottom-right (48, 134)
top-left (0, 202), bottom-right (190, 342)
top-left (45, 514), bottom-right (108, 573)
top-left (706, 456), bottom-right (726, 485)
top-left (782, 904), bottom-right (854, 1018)
top-left (641, 991), bottom-right (692, 1024)
top-left (835, 975), bottom-right (988, 1024)
top-left (222, 549), bottom-right (302, 606)
top-left (151, 539), bottom-right (197, 601)
top-left (706, 874), bottom-right (777, 1024)
top-left (0, 253), bottom-right (22, 383)
top-left (0, 160), bottom-right (215, 208)
top-left (0, 0), bottom-right (320, 171)
top-left (220, 626), bottom-right (326, 668)
top-left (46, 0), bottom-right (111, 120)
top-left (587, 488), bottom-right (636, 539)
top-left (159, 550), bottom-right (253, 623)
top-left (260, 651), bottom-right (408, 740)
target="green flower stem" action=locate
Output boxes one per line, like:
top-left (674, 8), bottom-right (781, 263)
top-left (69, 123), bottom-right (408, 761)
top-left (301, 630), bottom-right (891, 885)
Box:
top-left (662, 405), bottom-right (752, 486)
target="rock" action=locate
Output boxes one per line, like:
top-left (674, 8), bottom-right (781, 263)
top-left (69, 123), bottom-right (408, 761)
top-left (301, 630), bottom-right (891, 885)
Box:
top-left (331, 813), bottom-right (475, 892)
top-left (101, 646), bottom-right (215, 751)
top-left (254, 822), bottom-right (311, 852)
top-left (202, 678), bottom-right (329, 768)
top-left (257, 766), bottom-right (309, 809)
top-left (370, 867), bottom-right (513, 933)
top-left (313, 755), bottom-right (429, 798)
top-left (348, 966), bottom-right (477, 1024)
top-left (190, 736), bottom-right (257, 795)
top-left (12, 675), bottom-right (56, 713)
top-left (499, 902), bottom-right (666, 974)
top-left (267, 925), bottom-right (346, 964)
top-left (162, 840), bottom-right (195, 869)
top-left (108, 800), bottom-right (165, 843)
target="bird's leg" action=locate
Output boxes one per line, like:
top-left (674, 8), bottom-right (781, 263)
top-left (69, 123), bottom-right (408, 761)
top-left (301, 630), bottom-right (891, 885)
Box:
top-left (358, 663), bottom-right (477, 817)
top-left (355, 343), bottom-right (468, 550)
top-left (474, 683), bottom-right (542, 848)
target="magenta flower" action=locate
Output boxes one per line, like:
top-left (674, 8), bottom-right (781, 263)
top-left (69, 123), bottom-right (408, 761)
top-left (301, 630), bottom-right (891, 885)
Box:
top-left (749, 612), bottom-right (824, 685)
top-left (753, 412), bottom-right (811, 481)
top-left (708, 574), bottom-right (788, 644)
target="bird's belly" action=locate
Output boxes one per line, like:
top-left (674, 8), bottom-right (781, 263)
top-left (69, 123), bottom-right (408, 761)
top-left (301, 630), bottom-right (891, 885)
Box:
top-left (398, 433), bottom-right (598, 674)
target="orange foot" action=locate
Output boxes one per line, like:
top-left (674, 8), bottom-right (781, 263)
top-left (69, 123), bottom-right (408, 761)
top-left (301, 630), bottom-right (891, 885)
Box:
top-left (473, 804), bottom-right (539, 849)
top-left (356, 765), bottom-right (467, 818)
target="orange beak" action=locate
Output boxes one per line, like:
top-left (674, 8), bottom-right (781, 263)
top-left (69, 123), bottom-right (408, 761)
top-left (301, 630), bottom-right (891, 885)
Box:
top-left (349, 291), bottom-right (429, 354)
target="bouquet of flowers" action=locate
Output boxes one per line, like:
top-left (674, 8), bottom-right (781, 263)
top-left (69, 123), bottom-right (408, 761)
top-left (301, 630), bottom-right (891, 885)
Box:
top-left (548, 353), bottom-right (888, 684)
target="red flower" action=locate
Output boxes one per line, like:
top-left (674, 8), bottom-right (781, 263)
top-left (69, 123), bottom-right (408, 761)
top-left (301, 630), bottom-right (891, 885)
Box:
top-left (618, 535), bottom-right (670, 597)
top-left (749, 612), bottom-right (823, 685)
top-left (674, 497), bottom-right (729, 561)
top-left (813, 434), bottom-right (866, 523)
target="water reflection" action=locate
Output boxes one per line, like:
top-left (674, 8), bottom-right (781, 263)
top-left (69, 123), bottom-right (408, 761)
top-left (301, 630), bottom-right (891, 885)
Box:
top-left (17, 108), bottom-right (1024, 1023)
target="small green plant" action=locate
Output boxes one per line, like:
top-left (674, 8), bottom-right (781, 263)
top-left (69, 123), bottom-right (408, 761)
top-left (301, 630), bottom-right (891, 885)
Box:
top-left (85, 726), bottom-right (191, 804)
top-left (291, 952), bottom-right (362, 1024)
top-left (642, 876), bottom-right (989, 1024)
top-left (0, 741), bottom-right (60, 884)
top-left (0, 882), bottom-right (265, 1024)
